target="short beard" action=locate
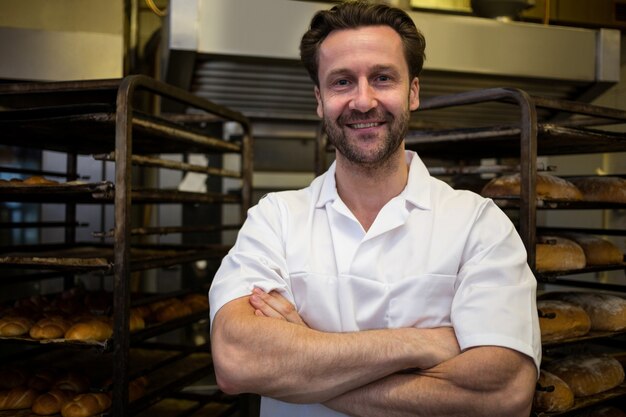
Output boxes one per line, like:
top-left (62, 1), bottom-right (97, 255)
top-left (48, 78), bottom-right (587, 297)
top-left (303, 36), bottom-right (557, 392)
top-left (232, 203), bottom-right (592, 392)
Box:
top-left (324, 107), bottom-right (410, 172)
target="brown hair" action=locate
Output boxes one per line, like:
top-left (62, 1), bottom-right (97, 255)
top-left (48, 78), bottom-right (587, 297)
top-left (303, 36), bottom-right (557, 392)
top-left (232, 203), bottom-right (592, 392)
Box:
top-left (300, 0), bottom-right (426, 86)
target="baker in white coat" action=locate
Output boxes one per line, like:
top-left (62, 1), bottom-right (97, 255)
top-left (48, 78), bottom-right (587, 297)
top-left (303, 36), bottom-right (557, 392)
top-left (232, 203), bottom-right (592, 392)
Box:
top-left (210, 2), bottom-right (541, 416)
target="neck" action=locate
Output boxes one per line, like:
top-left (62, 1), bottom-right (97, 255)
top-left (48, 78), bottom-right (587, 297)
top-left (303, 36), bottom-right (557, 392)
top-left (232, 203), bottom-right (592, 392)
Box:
top-left (335, 147), bottom-right (408, 231)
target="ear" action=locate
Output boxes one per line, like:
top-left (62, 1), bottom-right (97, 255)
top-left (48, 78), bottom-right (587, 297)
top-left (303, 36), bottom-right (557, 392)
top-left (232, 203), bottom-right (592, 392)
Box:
top-left (314, 86), bottom-right (324, 118)
top-left (409, 77), bottom-right (420, 111)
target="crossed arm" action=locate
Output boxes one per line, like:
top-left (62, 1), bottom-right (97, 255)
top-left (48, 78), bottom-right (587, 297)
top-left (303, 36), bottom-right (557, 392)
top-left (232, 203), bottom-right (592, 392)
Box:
top-left (211, 289), bottom-right (537, 416)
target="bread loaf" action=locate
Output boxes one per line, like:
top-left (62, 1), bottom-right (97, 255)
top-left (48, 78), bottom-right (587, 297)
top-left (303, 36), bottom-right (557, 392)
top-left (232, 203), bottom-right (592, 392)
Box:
top-left (482, 172), bottom-right (583, 201)
top-left (31, 389), bottom-right (72, 415)
top-left (52, 372), bottom-right (90, 394)
top-left (129, 309), bottom-right (145, 332)
top-left (537, 300), bottom-right (591, 342)
top-left (544, 355), bottom-right (625, 397)
top-left (65, 319), bottom-right (112, 341)
top-left (563, 233), bottom-right (623, 266)
top-left (23, 176), bottom-right (58, 185)
top-left (569, 176), bottom-right (626, 204)
top-left (30, 316), bottom-right (72, 339)
top-left (154, 299), bottom-right (192, 322)
top-left (0, 316), bottom-right (34, 336)
top-left (61, 392), bottom-right (111, 417)
top-left (533, 369), bottom-right (574, 412)
top-left (0, 386), bottom-right (39, 410)
top-left (541, 292), bottom-right (626, 331)
top-left (183, 293), bottom-right (209, 313)
top-left (536, 236), bottom-right (586, 272)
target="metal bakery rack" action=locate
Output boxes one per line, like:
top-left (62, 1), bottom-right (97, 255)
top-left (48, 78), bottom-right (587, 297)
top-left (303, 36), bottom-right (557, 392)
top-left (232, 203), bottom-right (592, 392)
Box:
top-left (0, 75), bottom-right (253, 416)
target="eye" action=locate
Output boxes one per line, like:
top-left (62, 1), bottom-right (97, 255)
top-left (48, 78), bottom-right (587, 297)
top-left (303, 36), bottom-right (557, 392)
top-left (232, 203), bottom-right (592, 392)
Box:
top-left (376, 75), bottom-right (392, 82)
top-left (334, 79), bottom-right (350, 87)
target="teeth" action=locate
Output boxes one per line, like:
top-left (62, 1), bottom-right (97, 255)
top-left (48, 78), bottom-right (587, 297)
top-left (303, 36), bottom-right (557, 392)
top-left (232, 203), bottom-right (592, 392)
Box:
top-left (352, 122), bottom-right (380, 129)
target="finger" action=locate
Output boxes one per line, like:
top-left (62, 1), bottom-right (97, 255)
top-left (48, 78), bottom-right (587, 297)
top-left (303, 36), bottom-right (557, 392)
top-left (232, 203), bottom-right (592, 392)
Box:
top-left (264, 290), bottom-right (307, 326)
top-left (249, 292), bottom-right (286, 321)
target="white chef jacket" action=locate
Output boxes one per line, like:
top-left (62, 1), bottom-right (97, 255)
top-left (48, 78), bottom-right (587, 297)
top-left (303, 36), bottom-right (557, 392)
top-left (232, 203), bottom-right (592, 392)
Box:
top-left (209, 150), bottom-right (542, 417)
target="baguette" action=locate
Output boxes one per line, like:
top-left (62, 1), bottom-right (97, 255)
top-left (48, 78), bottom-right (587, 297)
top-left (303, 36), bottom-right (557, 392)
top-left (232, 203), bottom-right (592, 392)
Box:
top-left (61, 392), bottom-right (111, 417)
top-left (32, 389), bottom-right (72, 415)
top-left (0, 386), bottom-right (39, 410)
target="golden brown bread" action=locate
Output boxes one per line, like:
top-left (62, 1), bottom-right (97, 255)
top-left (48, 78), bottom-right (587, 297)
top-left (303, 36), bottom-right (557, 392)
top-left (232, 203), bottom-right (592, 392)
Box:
top-left (23, 176), bottom-right (58, 185)
top-left (0, 316), bottom-right (34, 336)
top-left (537, 300), bottom-right (591, 342)
top-left (540, 292), bottom-right (626, 332)
top-left (0, 386), bottom-right (39, 410)
top-left (569, 176), bottom-right (626, 204)
top-left (30, 316), bottom-right (72, 339)
top-left (544, 355), bottom-right (625, 397)
top-left (535, 236), bottom-right (586, 272)
top-left (52, 372), bottom-right (90, 394)
top-left (183, 293), bottom-right (209, 313)
top-left (482, 172), bottom-right (583, 201)
top-left (129, 309), bottom-right (145, 332)
top-left (562, 233), bottom-right (623, 266)
top-left (61, 392), bottom-right (111, 417)
top-left (533, 369), bottom-right (574, 412)
top-left (154, 299), bottom-right (192, 322)
top-left (64, 319), bottom-right (112, 341)
top-left (31, 389), bottom-right (72, 415)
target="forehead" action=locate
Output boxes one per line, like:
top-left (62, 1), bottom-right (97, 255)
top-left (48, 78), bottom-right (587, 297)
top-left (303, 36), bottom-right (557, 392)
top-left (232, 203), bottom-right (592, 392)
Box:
top-left (317, 25), bottom-right (407, 78)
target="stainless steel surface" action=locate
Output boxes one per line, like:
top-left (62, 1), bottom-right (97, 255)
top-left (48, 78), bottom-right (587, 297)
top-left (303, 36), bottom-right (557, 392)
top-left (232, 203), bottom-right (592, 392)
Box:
top-left (0, 27), bottom-right (123, 81)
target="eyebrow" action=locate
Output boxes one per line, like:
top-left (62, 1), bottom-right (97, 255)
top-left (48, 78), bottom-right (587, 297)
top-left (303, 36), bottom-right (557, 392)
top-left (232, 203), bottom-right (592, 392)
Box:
top-left (326, 64), bottom-right (401, 80)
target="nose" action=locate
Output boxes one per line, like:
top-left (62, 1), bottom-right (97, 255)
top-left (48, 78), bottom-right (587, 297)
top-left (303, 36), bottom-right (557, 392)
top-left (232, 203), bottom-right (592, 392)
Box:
top-left (349, 78), bottom-right (377, 113)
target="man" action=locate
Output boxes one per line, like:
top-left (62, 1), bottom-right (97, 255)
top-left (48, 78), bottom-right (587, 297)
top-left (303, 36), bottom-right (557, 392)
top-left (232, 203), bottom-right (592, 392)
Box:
top-left (210, 2), bottom-right (541, 416)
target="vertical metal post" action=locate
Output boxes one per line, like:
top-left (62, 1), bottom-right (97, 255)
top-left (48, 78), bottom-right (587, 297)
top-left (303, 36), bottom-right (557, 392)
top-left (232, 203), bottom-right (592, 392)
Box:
top-left (112, 77), bottom-right (135, 417)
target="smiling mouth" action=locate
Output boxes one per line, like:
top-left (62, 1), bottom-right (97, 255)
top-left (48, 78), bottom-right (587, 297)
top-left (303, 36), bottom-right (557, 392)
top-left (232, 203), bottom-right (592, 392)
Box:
top-left (348, 122), bottom-right (383, 129)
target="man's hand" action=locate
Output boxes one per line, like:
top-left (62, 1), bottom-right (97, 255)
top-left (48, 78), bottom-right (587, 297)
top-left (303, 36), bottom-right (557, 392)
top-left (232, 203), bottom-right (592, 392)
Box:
top-left (249, 287), bottom-right (309, 327)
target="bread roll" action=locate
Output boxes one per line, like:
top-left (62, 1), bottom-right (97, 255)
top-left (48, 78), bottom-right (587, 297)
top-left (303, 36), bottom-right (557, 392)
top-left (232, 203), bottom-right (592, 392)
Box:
top-left (61, 392), bottom-right (111, 417)
top-left (0, 386), bottom-right (39, 410)
top-left (65, 319), bottom-right (112, 341)
top-left (32, 389), bottom-right (72, 415)
top-left (154, 299), bottom-right (192, 322)
top-left (183, 293), bottom-right (209, 313)
top-left (130, 305), bottom-right (151, 320)
top-left (0, 316), bottom-right (34, 336)
top-left (536, 236), bottom-right (586, 272)
top-left (544, 355), bottom-right (625, 397)
top-left (541, 292), bottom-right (626, 331)
top-left (533, 369), bottom-right (574, 412)
top-left (537, 300), bottom-right (591, 342)
top-left (482, 172), bottom-right (583, 201)
top-left (52, 372), bottom-right (90, 394)
top-left (561, 233), bottom-right (623, 266)
top-left (30, 316), bottom-right (72, 339)
top-left (569, 176), bottom-right (626, 204)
